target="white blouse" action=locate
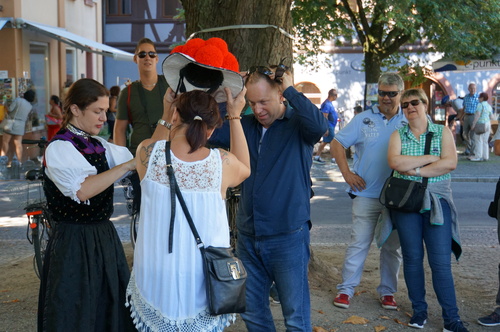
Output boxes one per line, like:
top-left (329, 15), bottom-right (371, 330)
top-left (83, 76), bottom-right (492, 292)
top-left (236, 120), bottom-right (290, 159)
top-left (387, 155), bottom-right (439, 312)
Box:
top-left (44, 136), bottom-right (133, 204)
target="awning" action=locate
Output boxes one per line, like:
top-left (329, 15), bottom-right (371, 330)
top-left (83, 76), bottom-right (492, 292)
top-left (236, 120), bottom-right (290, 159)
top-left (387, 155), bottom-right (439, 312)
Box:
top-left (11, 18), bottom-right (133, 61)
top-left (433, 59), bottom-right (500, 72)
top-left (0, 17), bottom-right (10, 30)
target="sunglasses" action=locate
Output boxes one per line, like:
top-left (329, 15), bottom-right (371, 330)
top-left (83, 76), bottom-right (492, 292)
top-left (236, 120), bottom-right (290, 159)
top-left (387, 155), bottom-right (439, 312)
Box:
top-left (401, 99), bottom-right (423, 109)
top-left (247, 58), bottom-right (289, 83)
top-left (247, 66), bottom-right (274, 76)
top-left (136, 51), bottom-right (158, 59)
top-left (378, 90), bottom-right (399, 98)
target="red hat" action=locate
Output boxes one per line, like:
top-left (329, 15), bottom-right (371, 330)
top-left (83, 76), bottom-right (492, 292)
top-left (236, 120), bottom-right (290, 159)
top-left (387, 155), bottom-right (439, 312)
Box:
top-left (163, 38), bottom-right (243, 102)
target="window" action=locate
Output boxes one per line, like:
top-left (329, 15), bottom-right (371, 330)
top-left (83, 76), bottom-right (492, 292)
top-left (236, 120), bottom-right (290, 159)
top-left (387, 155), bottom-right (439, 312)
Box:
top-left (294, 82), bottom-right (321, 106)
top-left (162, 0), bottom-right (182, 17)
top-left (30, 42), bottom-right (49, 130)
top-left (493, 82), bottom-right (500, 115)
top-left (66, 49), bottom-right (77, 87)
top-left (108, 0), bottom-right (131, 15)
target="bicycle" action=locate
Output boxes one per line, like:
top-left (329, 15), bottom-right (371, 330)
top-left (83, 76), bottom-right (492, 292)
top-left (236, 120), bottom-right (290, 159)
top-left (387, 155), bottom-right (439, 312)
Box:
top-left (120, 172), bottom-right (140, 248)
top-left (21, 138), bottom-right (52, 279)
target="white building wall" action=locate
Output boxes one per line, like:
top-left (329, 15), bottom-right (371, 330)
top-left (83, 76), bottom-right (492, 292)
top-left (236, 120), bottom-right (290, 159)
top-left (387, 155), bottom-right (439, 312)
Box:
top-left (295, 51), bottom-right (500, 115)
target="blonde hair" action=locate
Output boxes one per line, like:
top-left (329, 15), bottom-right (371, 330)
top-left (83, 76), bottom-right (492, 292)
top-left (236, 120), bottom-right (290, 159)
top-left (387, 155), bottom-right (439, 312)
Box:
top-left (401, 88), bottom-right (429, 105)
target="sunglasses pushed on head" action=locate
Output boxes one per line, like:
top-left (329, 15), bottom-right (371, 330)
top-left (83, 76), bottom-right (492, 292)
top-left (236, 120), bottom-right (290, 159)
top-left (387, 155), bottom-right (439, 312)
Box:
top-left (247, 57), bottom-right (289, 83)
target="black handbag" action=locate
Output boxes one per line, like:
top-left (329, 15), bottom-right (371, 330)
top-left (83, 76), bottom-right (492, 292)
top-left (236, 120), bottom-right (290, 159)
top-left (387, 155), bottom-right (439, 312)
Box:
top-left (379, 132), bottom-right (433, 213)
top-left (165, 141), bottom-right (247, 315)
top-left (488, 177), bottom-right (500, 218)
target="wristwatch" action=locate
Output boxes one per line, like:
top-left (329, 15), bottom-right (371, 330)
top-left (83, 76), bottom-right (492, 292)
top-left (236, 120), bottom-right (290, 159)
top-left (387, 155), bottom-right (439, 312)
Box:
top-left (415, 167), bottom-right (421, 177)
top-left (157, 119), bottom-right (172, 130)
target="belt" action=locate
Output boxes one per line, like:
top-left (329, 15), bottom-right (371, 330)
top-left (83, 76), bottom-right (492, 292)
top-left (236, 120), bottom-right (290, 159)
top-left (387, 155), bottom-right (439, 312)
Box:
top-left (465, 113), bottom-right (475, 115)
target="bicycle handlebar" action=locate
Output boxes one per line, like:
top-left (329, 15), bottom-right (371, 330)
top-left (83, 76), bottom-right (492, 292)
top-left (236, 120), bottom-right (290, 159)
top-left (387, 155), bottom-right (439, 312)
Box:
top-left (25, 168), bottom-right (44, 181)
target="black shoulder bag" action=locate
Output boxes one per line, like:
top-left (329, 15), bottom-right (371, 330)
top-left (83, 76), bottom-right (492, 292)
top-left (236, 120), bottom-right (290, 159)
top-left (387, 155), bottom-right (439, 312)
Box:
top-left (164, 141), bottom-right (246, 315)
top-left (379, 131), bottom-right (433, 213)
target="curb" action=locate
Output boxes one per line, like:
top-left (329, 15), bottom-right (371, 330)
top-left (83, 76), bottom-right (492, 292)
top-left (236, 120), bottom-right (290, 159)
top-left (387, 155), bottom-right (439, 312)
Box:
top-left (312, 175), bottom-right (499, 183)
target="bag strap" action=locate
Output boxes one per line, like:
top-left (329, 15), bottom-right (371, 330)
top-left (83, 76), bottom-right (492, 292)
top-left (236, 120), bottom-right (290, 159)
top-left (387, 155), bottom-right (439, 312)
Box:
top-left (421, 131), bottom-right (434, 188)
top-left (165, 141), bottom-right (205, 253)
top-left (126, 84), bottom-right (133, 125)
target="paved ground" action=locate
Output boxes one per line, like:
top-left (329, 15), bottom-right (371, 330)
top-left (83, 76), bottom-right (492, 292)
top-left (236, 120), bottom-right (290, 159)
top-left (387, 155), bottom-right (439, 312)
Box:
top-left (1, 143), bottom-right (499, 331)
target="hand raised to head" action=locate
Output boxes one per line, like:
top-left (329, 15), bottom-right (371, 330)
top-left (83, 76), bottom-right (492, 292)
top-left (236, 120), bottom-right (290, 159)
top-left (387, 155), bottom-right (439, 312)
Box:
top-left (225, 86), bottom-right (247, 118)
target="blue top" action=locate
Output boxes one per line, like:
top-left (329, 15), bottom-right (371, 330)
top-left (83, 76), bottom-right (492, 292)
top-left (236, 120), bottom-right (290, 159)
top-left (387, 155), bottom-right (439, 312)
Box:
top-left (334, 105), bottom-right (407, 198)
top-left (463, 93), bottom-right (479, 114)
top-left (320, 99), bottom-right (338, 127)
top-left (210, 87), bottom-right (327, 236)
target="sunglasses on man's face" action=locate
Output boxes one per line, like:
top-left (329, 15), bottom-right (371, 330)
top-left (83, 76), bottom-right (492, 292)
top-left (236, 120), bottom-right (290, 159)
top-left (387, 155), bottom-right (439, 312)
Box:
top-left (378, 90), bottom-right (399, 98)
top-left (401, 99), bottom-right (423, 109)
top-left (136, 51), bottom-right (158, 59)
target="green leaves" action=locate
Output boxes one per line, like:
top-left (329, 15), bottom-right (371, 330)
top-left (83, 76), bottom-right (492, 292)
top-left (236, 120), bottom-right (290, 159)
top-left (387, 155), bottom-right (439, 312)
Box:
top-left (292, 0), bottom-right (500, 78)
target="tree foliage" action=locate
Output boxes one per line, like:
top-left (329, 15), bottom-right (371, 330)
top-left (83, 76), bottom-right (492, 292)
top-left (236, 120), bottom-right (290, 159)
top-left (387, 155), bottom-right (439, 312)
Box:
top-left (180, 0), bottom-right (293, 72)
top-left (292, 0), bottom-right (500, 82)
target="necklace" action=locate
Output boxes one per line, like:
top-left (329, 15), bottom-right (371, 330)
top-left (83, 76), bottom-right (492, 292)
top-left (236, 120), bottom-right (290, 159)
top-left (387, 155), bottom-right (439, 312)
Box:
top-left (141, 81), bottom-right (157, 88)
top-left (67, 123), bottom-right (91, 139)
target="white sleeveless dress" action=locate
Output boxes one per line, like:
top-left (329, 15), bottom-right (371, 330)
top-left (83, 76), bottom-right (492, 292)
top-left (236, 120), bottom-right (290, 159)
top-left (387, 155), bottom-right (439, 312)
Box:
top-left (126, 141), bottom-right (234, 331)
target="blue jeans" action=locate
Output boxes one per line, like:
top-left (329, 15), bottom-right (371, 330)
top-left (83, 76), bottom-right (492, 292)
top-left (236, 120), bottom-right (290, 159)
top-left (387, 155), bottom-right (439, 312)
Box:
top-left (391, 199), bottom-right (460, 324)
top-left (236, 224), bottom-right (311, 332)
top-left (337, 196), bottom-right (401, 298)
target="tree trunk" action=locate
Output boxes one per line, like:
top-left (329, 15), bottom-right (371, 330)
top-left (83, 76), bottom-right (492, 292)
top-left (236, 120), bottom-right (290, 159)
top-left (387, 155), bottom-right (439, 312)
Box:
top-left (364, 52), bottom-right (382, 85)
top-left (181, 0), bottom-right (293, 71)
top-left (363, 51), bottom-right (382, 108)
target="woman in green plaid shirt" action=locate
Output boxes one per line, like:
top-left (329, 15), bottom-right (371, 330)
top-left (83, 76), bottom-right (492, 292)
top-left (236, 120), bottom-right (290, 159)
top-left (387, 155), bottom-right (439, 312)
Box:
top-left (387, 88), bottom-right (468, 332)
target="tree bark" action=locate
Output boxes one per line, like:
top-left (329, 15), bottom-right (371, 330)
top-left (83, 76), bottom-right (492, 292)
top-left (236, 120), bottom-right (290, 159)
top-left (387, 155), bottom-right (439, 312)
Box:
top-left (181, 0), bottom-right (294, 71)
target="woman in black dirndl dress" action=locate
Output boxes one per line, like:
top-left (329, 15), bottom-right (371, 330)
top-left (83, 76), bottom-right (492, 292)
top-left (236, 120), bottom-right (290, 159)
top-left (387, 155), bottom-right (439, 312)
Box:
top-left (38, 79), bottom-right (136, 332)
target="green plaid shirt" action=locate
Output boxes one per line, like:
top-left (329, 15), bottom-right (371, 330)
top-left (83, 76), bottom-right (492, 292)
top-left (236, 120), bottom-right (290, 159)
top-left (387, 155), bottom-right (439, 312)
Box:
top-left (394, 121), bottom-right (450, 183)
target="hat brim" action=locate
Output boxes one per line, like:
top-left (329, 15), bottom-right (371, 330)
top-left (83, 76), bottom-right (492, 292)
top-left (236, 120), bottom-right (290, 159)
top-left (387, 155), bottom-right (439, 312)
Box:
top-left (162, 52), bottom-right (244, 103)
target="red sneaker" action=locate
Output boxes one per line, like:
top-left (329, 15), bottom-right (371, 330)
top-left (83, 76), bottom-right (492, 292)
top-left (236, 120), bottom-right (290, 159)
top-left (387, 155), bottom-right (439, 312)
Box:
top-left (380, 295), bottom-right (397, 310)
top-left (333, 293), bottom-right (350, 309)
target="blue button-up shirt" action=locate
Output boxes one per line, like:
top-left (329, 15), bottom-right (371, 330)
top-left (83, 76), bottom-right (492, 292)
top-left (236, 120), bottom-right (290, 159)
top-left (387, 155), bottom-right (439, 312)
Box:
top-left (210, 87), bottom-right (327, 236)
top-left (463, 93), bottom-right (479, 114)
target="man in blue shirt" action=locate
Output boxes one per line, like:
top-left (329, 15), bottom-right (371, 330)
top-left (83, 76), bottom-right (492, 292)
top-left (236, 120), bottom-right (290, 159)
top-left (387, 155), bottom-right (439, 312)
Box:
top-left (460, 83), bottom-right (480, 156)
top-left (331, 73), bottom-right (405, 311)
top-left (314, 88), bottom-right (339, 164)
top-left (212, 67), bottom-right (327, 331)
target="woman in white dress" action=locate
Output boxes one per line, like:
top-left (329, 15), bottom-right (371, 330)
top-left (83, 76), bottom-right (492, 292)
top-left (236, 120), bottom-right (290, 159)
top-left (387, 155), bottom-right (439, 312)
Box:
top-left (470, 92), bottom-right (494, 161)
top-left (127, 84), bottom-right (250, 331)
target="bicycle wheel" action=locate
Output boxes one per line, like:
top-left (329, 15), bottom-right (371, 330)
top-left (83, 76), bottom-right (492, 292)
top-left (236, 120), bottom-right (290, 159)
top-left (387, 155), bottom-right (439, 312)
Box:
top-left (30, 214), bottom-right (51, 279)
top-left (130, 212), bottom-right (140, 249)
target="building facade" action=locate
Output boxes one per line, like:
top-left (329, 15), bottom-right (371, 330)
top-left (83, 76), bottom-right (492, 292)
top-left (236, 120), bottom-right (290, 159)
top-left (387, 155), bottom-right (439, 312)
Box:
top-left (0, 0), bottom-right (132, 162)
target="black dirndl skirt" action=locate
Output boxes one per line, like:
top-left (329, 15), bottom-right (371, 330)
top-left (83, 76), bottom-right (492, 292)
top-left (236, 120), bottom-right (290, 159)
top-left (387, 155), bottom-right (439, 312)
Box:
top-left (37, 220), bottom-right (135, 332)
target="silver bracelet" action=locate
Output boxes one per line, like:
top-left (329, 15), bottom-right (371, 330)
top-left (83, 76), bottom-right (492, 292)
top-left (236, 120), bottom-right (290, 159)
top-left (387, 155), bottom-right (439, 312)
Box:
top-left (157, 119), bottom-right (172, 130)
top-left (415, 167), bottom-right (421, 177)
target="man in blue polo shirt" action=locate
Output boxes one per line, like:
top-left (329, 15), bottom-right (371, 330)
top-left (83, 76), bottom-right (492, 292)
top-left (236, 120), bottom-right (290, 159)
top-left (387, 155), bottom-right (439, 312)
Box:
top-left (331, 72), bottom-right (405, 311)
top-left (314, 88), bottom-right (339, 164)
top-left (460, 83), bottom-right (480, 156)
